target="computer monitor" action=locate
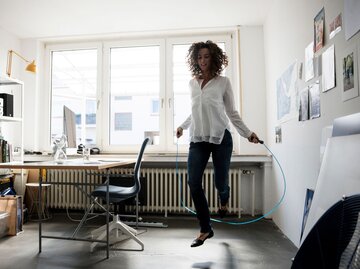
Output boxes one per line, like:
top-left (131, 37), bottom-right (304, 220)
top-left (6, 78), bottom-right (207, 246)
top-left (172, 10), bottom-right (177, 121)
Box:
top-left (63, 106), bottom-right (77, 148)
top-left (332, 112), bottom-right (360, 137)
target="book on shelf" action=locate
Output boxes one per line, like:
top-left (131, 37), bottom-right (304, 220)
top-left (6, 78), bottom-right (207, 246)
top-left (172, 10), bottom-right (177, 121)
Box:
top-left (0, 139), bottom-right (13, 163)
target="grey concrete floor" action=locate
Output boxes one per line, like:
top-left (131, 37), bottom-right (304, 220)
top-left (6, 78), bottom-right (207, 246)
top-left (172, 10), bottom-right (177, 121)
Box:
top-left (0, 213), bottom-right (297, 269)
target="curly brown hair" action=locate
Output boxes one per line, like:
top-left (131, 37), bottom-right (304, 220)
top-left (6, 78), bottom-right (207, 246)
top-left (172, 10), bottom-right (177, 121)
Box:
top-left (186, 40), bottom-right (228, 78)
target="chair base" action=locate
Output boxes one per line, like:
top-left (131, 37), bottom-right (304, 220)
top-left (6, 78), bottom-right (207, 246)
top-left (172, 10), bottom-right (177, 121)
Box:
top-left (90, 215), bottom-right (144, 252)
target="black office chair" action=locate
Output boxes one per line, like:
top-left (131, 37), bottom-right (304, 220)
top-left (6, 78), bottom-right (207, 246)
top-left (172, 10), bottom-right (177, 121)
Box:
top-left (85, 137), bottom-right (150, 251)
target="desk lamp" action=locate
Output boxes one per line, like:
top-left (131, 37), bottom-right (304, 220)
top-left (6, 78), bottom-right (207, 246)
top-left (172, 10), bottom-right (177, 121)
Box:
top-left (6, 50), bottom-right (37, 77)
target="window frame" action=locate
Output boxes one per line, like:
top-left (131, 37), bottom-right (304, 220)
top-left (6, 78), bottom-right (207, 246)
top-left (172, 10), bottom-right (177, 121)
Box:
top-left (43, 41), bottom-right (103, 151)
top-left (42, 30), bottom-right (241, 154)
top-left (102, 38), bottom-right (166, 153)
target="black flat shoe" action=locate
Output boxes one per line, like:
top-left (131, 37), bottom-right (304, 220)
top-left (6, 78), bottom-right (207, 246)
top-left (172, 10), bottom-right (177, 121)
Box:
top-left (191, 230), bottom-right (214, 247)
top-left (218, 206), bottom-right (228, 218)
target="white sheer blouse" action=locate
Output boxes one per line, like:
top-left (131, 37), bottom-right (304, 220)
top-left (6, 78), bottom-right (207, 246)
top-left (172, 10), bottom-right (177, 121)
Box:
top-left (179, 76), bottom-right (252, 144)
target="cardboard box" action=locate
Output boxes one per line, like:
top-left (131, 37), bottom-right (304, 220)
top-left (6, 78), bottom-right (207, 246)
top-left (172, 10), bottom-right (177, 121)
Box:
top-left (0, 211), bottom-right (9, 238)
top-left (0, 196), bottom-right (23, 235)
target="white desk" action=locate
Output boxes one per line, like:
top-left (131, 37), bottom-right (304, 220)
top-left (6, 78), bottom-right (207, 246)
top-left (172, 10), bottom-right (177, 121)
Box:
top-left (0, 158), bottom-right (136, 259)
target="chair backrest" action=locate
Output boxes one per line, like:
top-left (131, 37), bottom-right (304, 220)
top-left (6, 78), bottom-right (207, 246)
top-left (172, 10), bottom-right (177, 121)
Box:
top-left (133, 137), bottom-right (150, 192)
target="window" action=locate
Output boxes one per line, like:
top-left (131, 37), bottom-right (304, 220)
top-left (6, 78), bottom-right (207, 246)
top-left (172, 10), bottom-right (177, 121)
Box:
top-left (49, 48), bottom-right (98, 147)
top-left (108, 45), bottom-right (160, 146)
top-left (46, 34), bottom-right (234, 153)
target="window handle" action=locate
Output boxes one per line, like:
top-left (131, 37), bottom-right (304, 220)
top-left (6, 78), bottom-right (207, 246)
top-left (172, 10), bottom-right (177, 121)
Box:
top-left (168, 98), bottom-right (171, 108)
top-left (161, 98), bottom-right (164, 108)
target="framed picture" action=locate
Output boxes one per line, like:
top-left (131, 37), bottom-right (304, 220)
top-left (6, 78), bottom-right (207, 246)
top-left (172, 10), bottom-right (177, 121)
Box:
top-left (314, 7), bottom-right (325, 53)
top-left (300, 188), bottom-right (314, 242)
top-left (341, 43), bottom-right (359, 101)
top-left (329, 13), bottom-right (342, 39)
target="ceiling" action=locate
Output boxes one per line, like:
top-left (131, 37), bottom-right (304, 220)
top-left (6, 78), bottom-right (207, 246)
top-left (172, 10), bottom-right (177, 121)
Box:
top-left (0, 0), bottom-right (273, 39)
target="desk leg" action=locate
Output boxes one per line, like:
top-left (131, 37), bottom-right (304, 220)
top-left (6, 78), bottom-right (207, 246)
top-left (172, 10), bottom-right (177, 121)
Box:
top-left (106, 168), bottom-right (110, 259)
top-left (38, 168), bottom-right (44, 253)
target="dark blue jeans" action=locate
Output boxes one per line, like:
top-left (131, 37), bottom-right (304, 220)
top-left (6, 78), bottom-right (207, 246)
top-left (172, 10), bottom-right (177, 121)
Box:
top-left (187, 129), bottom-right (233, 233)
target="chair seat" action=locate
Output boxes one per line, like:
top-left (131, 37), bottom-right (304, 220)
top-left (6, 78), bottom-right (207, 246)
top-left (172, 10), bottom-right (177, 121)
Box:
top-left (92, 185), bottom-right (137, 203)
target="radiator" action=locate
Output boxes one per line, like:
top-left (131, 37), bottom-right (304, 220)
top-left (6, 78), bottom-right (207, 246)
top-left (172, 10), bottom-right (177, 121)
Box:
top-left (47, 168), bottom-right (256, 217)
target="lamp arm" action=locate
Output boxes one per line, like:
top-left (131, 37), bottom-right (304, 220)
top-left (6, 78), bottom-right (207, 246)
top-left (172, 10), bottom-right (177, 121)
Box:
top-left (10, 50), bottom-right (31, 63)
top-left (6, 50), bottom-right (33, 77)
top-left (6, 50), bottom-right (13, 77)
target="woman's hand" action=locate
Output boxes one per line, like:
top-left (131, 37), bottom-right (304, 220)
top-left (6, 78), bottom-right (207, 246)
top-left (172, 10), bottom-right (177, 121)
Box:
top-left (248, 132), bottom-right (260, 144)
top-left (176, 127), bottom-right (183, 138)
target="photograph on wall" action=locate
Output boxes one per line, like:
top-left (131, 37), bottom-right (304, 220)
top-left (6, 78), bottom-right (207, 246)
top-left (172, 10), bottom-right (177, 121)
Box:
top-left (300, 188), bottom-right (315, 242)
top-left (322, 44), bottom-right (336, 92)
top-left (314, 54), bottom-right (322, 77)
top-left (305, 42), bottom-right (314, 82)
top-left (309, 81), bottom-right (320, 119)
top-left (329, 13), bottom-right (342, 39)
top-left (344, 0), bottom-right (360, 40)
top-left (314, 7), bottom-right (325, 53)
top-left (275, 126), bottom-right (282, 143)
top-left (299, 88), bottom-right (309, 121)
top-left (276, 61), bottom-right (298, 123)
top-left (341, 43), bottom-right (359, 101)
top-left (343, 52), bottom-right (354, 91)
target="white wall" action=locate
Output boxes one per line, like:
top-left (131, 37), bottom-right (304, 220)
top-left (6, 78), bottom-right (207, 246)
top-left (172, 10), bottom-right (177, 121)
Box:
top-left (263, 0), bottom-right (360, 247)
top-left (0, 27), bottom-right (21, 76)
top-left (20, 39), bottom-right (41, 151)
top-left (239, 26), bottom-right (267, 155)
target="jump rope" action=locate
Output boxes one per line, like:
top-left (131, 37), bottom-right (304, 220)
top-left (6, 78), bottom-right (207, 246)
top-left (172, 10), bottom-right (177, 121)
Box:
top-left (176, 139), bottom-right (286, 225)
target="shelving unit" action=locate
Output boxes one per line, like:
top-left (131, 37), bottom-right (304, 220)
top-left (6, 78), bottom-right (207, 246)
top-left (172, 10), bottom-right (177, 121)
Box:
top-left (0, 74), bottom-right (25, 196)
top-left (0, 116), bottom-right (22, 122)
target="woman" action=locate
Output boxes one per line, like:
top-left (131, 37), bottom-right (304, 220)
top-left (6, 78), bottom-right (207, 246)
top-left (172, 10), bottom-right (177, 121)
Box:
top-left (176, 40), bottom-right (260, 248)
